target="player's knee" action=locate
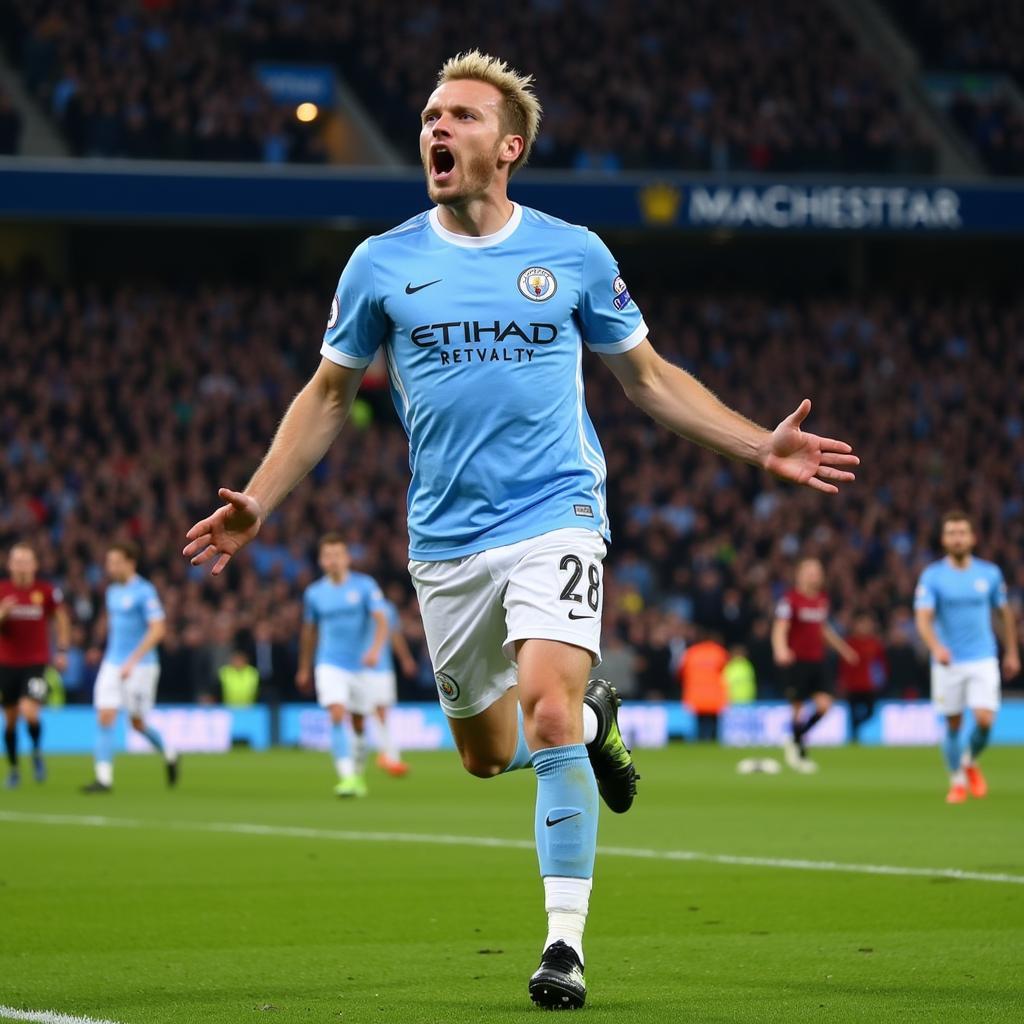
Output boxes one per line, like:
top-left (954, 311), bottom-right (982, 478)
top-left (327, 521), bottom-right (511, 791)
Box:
top-left (458, 748), bottom-right (505, 779)
top-left (522, 694), bottom-right (576, 749)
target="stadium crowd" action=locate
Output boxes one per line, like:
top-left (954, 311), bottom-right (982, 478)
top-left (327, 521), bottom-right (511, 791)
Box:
top-left (3, 269), bottom-right (1021, 706)
top-left (881, 0), bottom-right (1024, 176)
top-left (0, 0), bottom-right (935, 173)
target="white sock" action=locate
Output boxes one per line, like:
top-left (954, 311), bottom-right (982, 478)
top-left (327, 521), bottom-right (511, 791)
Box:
top-left (960, 751), bottom-right (974, 768)
top-left (336, 757), bottom-right (354, 778)
top-left (96, 761), bottom-right (113, 786)
top-left (582, 704), bottom-right (599, 746)
top-left (543, 875), bottom-right (592, 964)
top-left (353, 733), bottom-right (368, 774)
top-left (377, 718), bottom-right (399, 761)
top-left (952, 769), bottom-right (967, 787)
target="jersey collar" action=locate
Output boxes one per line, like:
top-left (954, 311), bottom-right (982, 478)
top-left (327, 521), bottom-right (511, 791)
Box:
top-left (428, 203), bottom-right (522, 248)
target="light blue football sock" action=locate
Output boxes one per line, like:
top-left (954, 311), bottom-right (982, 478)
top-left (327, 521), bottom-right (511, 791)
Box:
top-left (532, 744), bottom-right (599, 879)
top-left (969, 723), bottom-right (991, 760)
top-left (331, 721), bottom-right (350, 762)
top-left (141, 725), bottom-right (165, 754)
top-left (95, 723), bottom-right (115, 770)
top-left (942, 722), bottom-right (962, 773)
top-left (501, 705), bottom-right (532, 774)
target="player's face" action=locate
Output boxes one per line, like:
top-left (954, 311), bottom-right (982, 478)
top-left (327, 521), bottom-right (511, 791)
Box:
top-left (320, 543), bottom-right (350, 577)
top-left (8, 546), bottom-right (37, 583)
top-left (105, 549), bottom-right (134, 582)
top-left (420, 79), bottom-right (515, 205)
top-left (941, 520), bottom-right (974, 559)
top-left (796, 559), bottom-right (824, 593)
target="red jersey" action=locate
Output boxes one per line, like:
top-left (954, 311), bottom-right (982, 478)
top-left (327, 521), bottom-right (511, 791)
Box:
top-left (838, 635), bottom-right (888, 694)
top-left (0, 579), bottom-right (63, 666)
top-left (775, 589), bottom-right (829, 662)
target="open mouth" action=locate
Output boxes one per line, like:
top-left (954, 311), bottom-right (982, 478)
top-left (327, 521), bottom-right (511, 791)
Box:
top-left (430, 145), bottom-right (456, 182)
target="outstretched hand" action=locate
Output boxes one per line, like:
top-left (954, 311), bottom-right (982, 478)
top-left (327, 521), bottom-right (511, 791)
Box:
top-left (182, 488), bottom-right (263, 576)
top-left (763, 399), bottom-right (858, 494)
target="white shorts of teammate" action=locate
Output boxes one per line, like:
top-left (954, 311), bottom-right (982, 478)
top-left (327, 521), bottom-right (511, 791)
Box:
top-left (931, 657), bottom-right (1001, 716)
top-left (93, 661), bottom-right (161, 717)
top-left (409, 528), bottom-right (606, 720)
top-left (314, 664), bottom-right (375, 716)
top-left (363, 669), bottom-right (397, 708)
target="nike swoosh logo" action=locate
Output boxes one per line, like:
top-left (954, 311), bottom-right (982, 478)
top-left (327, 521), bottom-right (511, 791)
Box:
top-left (567, 610), bottom-right (595, 620)
top-left (405, 279), bottom-right (442, 294)
top-left (545, 812), bottom-right (582, 827)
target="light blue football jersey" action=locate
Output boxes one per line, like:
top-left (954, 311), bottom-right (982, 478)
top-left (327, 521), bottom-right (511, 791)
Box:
top-left (914, 558), bottom-right (1007, 663)
top-left (321, 204), bottom-right (648, 560)
top-left (105, 575), bottom-right (164, 666)
top-left (304, 572), bottom-right (386, 671)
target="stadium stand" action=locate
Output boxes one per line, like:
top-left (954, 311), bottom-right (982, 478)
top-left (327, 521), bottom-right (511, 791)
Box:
top-left (0, 0), bottom-right (936, 172)
top-left (881, 0), bottom-right (1024, 175)
top-left (3, 273), bottom-right (1019, 702)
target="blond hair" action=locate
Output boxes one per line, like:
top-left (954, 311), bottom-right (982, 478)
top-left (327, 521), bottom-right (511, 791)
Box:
top-left (437, 50), bottom-right (542, 175)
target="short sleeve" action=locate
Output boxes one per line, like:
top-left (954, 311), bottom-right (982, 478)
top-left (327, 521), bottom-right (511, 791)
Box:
top-left (143, 584), bottom-right (165, 623)
top-left (991, 567), bottom-right (1008, 609)
top-left (303, 589), bottom-right (317, 625)
top-left (366, 579), bottom-right (387, 615)
top-left (578, 231), bottom-right (648, 354)
top-left (320, 240), bottom-right (388, 369)
top-left (775, 597), bottom-right (792, 620)
top-left (913, 572), bottom-right (936, 611)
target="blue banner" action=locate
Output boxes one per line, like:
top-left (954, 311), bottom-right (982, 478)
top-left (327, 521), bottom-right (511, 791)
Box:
top-left (18, 699), bottom-right (1024, 754)
top-left (2, 158), bottom-right (1024, 233)
top-left (254, 63), bottom-right (335, 108)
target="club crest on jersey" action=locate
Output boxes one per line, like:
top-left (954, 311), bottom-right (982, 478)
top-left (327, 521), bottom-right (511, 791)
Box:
top-left (518, 267), bottom-right (557, 302)
top-left (612, 276), bottom-right (633, 311)
top-left (327, 295), bottom-right (339, 330)
top-left (436, 672), bottom-right (460, 702)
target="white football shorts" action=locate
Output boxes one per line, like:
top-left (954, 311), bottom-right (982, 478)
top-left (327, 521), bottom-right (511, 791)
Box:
top-left (93, 660), bottom-right (161, 716)
top-left (409, 528), bottom-right (606, 719)
top-left (314, 664), bottom-right (375, 716)
top-left (363, 669), bottom-right (397, 708)
top-left (931, 657), bottom-right (1001, 716)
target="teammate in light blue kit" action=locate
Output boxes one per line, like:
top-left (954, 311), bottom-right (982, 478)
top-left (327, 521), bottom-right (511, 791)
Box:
top-left (297, 534), bottom-right (388, 797)
top-left (185, 51), bottom-right (858, 1008)
top-left (365, 593), bottom-right (419, 777)
top-left (83, 542), bottom-right (177, 793)
top-left (914, 511), bottom-right (1019, 803)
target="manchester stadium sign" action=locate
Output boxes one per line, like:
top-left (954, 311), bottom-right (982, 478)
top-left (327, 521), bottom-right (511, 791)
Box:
top-left (683, 183), bottom-right (962, 231)
top-left (2, 157), bottom-right (1023, 234)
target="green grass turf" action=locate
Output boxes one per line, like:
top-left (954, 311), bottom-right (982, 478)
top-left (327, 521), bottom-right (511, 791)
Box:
top-left (1, 745), bottom-right (1023, 1023)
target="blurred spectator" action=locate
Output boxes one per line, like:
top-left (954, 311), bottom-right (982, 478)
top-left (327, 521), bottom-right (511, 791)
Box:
top-left (218, 648), bottom-right (259, 707)
top-left (0, 87), bottom-right (22, 154)
top-left (838, 613), bottom-right (889, 742)
top-left (598, 629), bottom-right (639, 700)
top-left (0, 0), bottom-right (935, 171)
top-left (680, 631), bottom-right (729, 741)
top-left (723, 644), bottom-right (757, 705)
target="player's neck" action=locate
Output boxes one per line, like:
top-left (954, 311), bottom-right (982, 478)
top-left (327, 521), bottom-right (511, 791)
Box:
top-left (946, 554), bottom-right (972, 569)
top-left (11, 575), bottom-right (33, 588)
top-left (327, 571), bottom-right (349, 584)
top-left (436, 192), bottom-right (514, 238)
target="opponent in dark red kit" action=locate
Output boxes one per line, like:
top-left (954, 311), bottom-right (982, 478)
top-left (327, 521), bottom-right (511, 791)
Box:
top-left (0, 543), bottom-right (70, 787)
top-left (772, 557), bottom-right (857, 772)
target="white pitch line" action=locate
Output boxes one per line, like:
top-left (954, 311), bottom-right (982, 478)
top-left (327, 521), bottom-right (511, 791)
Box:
top-left (0, 1006), bottom-right (124, 1024)
top-left (2, 810), bottom-right (1022, 886)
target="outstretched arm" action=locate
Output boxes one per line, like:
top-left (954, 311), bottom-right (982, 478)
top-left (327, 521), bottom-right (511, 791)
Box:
top-left (183, 359), bottom-right (364, 575)
top-left (601, 340), bottom-right (858, 493)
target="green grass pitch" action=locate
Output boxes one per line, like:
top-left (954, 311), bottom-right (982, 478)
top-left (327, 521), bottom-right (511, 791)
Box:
top-left (1, 745), bottom-right (1022, 1023)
